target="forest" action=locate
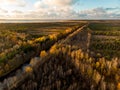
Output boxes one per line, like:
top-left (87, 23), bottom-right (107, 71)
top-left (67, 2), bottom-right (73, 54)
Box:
top-left (0, 20), bottom-right (120, 90)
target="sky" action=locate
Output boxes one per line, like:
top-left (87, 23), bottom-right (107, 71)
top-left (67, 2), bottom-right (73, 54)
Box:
top-left (0, 0), bottom-right (120, 19)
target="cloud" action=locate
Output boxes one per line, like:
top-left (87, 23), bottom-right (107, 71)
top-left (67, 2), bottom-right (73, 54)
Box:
top-left (26, 7), bottom-right (78, 19)
top-left (78, 7), bottom-right (120, 19)
top-left (47, 0), bottom-right (78, 6)
top-left (79, 8), bottom-right (106, 17)
top-left (0, 0), bottom-right (26, 7)
top-left (0, 8), bottom-right (8, 19)
top-left (33, 1), bottom-right (120, 19)
top-left (34, 0), bottom-right (78, 8)
top-left (0, 0), bottom-right (120, 20)
top-left (33, 0), bottom-right (120, 19)
top-left (105, 7), bottom-right (120, 10)
top-left (3, 7), bottom-right (120, 19)
top-left (32, 0), bottom-right (79, 19)
top-left (0, 8), bottom-right (8, 13)
top-left (12, 10), bottom-right (23, 14)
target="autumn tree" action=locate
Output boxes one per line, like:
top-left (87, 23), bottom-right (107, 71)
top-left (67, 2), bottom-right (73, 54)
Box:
top-left (40, 50), bottom-right (47, 58)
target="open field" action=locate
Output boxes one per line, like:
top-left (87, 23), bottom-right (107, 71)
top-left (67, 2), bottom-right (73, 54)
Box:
top-left (0, 20), bottom-right (120, 90)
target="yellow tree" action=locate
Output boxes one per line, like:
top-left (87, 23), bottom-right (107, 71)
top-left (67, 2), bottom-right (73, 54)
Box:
top-left (40, 50), bottom-right (47, 58)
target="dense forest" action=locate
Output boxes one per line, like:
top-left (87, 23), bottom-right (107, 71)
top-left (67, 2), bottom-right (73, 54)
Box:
top-left (0, 21), bottom-right (120, 90)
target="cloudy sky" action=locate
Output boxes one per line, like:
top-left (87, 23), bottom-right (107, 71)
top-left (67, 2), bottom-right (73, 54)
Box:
top-left (0, 0), bottom-right (120, 19)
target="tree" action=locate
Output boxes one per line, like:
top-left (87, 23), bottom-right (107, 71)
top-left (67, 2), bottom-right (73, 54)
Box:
top-left (24, 66), bottom-right (33, 73)
top-left (117, 83), bottom-right (120, 90)
top-left (40, 50), bottom-right (47, 58)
